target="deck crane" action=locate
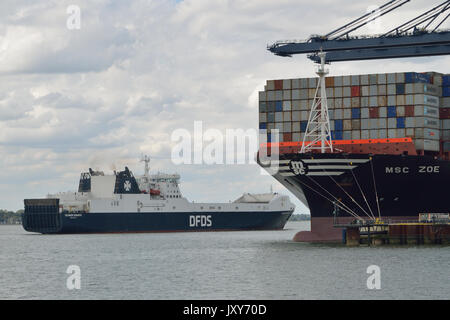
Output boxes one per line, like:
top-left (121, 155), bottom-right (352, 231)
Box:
top-left (267, 0), bottom-right (450, 153)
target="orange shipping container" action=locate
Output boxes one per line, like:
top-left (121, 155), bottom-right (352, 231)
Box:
top-left (351, 86), bottom-right (360, 97)
top-left (405, 105), bottom-right (415, 117)
top-left (274, 80), bottom-right (283, 90)
top-left (325, 77), bottom-right (335, 87)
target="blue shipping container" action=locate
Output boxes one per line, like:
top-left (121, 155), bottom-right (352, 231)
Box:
top-left (396, 117), bottom-right (405, 129)
top-left (396, 84), bottom-right (405, 94)
top-left (443, 86), bottom-right (450, 97)
top-left (351, 108), bottom-right (361, 119)
top-left (300, 121), bottom-right (308, 132)
top-left (387, 106), bottom-right (397, 118)
top-left (275, 101), bottom-right (283, 112)
top-left (259, 123), bottom-right (267, 130)
top-left (333, 131), bottom-right (343, 140)
top-left (443, 75), bottom-right (450, 86)
top-left (267, 133), bottom-right (272, 143)
top-left (335, 119), bottom-right (343, 131)
top-left (405, 72), bottom-right (430, 84)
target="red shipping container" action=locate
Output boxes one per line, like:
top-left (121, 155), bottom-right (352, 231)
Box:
top-left (283, 133), bottom-right (292, 142)
top-left (369, 107), bottom-right (379, 118)
top-left (351, 86), bottom-right (360, 97)
top-left (274, 80), bottom-right (283, 90)
top-left (405, 105), bottom-right (414, 117)
top-left (440, 108), bottom-right (450, 119)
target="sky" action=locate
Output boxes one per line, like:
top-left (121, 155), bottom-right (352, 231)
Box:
top-left (1, 0), bottom-right (449, 212)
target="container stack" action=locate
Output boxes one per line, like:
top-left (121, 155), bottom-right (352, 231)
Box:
top-left (439, 74), bottom-right (450, 153)
top-left (259, 71), bottom-right (448, 154)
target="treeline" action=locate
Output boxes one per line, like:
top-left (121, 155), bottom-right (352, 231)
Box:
top-left (289, 214), bottom-right (310, 221)
top-left (0, 210), bottom-right (23, 224)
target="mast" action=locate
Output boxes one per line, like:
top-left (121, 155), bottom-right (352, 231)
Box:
top-left (301, 52), bottom-right (334, 153)
top-left (140, 155), bottom-right (151, 177)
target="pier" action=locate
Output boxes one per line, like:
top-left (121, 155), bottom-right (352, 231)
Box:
top-left (336, 218), bottom-right (450, 246)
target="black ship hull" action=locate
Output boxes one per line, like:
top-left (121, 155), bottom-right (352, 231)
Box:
top-left (260, 153), bottom-right (450, 242)
top-left (22, 205), bottom-right (292, 234)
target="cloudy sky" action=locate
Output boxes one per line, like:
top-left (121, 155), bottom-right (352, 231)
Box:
top-left (1, 0), bottom-right (449, 212)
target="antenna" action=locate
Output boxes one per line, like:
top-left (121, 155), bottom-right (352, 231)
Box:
top-left (140, 154), bottom-right (151, 177)
top-left (301, 52), bottom-right (333, 154)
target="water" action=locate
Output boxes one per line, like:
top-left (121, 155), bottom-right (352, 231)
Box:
top-left (0, 222), bottom-right (448, 300)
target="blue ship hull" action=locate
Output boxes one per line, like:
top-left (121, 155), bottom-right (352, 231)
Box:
top-left (22, 200), bottom-right (292, 234)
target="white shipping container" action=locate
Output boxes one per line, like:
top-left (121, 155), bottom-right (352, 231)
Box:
top-left (378, 73), bottom-right (387, 84)
top-left (351, 75), bottom-right (360, 86)
top-left (370, 130), bottom-right (379, 139)
top-left (388, 118), bottom-right (397, 129)
top-left (415, 139), bottom-right (440, 151)
top-left (259, 113), bottom-right (267, 122)
top-left (388, 129), bottom-right (397, 138)
top-left (343, 98), bottom-right (351, 108)
top-left (361, 86), bottom-right (369, 96)
top-left (283, 90), bottom-right (291, 100)
top-left (414, 105), bottom-right (439, 118)
top-left (387, 73), bottom-right (396, 84)
top-left (292, 111), bottom-right (300, 121)
top-left (259, 91), bottom-right (266, 102)
top-left (283, 79), bottom-right (291, 90)
top-left (415, 94), bottom-right (439, 107)
top-left (361, 130), bottom-right (370, 139)
top-left (343, 87), bottom-right (351, 97)
top-left (396, 129), bottom-right (406, 138)
top-left (387, 95), bottom-right (396, 105)
top-left (360, 74), bottom-right (369, 85)
top-left (378, 85), bottom-right (387, 95)
top-left (267, 80), bottom-right (275, 90)
top-left (292, 79), bottom-right (300, 89)
top-left (284, 122), bottom-right (292, 133)
top-left (334, 76), bottom-right (343, 86)
top-left (387, 84), bottom-right (396, 95)
top-left (293, 122), bottom-right (301, 132)
top-left (379, 107), bottom-right (387, 118)
top-left (343, 76), bottom-right (351, 86)
top-left (283, 112), bottom-right (291, 122)
top-left (283, 101), bottom-right (291, 111)
top-left (275, 112), bottom-right (283, 122)
top-left (379, 129), bottom-right (387, 139)
top-left (361, 108), bottom-right (369, 118)
top-left (334, 87), bottom-right (343, 98)
top-left (379, 118), bottom-right (387, 129)
top-left (397, 106), bottom-right (405, 117)
top-left (352, 130), bottom-right (361, 139)
top-left (396, 72), bottom-right (405, 83)
top-left (293, 132), bottom-right (301, 141)
top-left (343, 109), bottom-right (351, 119)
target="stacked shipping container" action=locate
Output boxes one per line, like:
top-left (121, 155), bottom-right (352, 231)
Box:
top-left (259, 71), bottom-right (450, 153)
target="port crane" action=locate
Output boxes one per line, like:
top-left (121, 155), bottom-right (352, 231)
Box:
top-left (267, 0), bottom-right (450, 153)
top-left (268, 0), bottom-right (450, 62)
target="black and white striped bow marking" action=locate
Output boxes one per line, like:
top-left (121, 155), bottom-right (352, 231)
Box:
top-left (275, 158), bottom-right (370, 177)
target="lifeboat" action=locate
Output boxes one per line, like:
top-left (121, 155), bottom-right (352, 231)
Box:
top-left (150, 189), bottom-right (161, 196)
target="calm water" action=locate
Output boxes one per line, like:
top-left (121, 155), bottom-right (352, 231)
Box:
top-left (0, 222), bottom-right (448, 300)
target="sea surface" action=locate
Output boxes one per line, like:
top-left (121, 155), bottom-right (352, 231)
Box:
top-left (0, 222), bottom-right (448, 300)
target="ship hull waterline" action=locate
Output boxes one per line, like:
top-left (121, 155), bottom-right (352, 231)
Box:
top-left (22, 210), bottom-right (293, 235)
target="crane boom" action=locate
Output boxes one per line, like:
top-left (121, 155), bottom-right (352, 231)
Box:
top-left (268, 0), bottom-right (450, 62)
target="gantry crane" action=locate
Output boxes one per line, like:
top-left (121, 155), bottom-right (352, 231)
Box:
top-left (267, 0), bottom-right (450, 153)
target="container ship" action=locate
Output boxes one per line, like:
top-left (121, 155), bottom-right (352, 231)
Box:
top-left (23, 157), bottom-right (294, 234)
top-left (257, 71), bottom-right (450, 242)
